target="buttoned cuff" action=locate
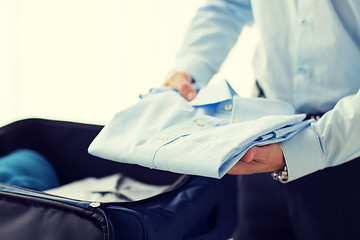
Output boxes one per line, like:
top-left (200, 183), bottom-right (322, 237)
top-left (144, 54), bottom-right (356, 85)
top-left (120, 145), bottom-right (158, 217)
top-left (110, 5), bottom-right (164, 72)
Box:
top-left (170, 54), bottom-right (217, 88)
top-left (280, 126), bottom-right (325, 182)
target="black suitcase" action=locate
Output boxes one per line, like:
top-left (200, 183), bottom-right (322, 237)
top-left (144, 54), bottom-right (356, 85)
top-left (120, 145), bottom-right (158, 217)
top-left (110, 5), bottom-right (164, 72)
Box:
top-left (0, 118), bottom-right (238, 240)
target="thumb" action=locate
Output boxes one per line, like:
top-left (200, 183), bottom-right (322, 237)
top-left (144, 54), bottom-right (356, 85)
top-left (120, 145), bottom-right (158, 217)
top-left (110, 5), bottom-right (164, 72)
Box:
top-left (241, 147), bottom-right (255, 163)
top-left (179, 83), bottom-right (197, 101)
top-left (164, 72), bottom-right (197, 101)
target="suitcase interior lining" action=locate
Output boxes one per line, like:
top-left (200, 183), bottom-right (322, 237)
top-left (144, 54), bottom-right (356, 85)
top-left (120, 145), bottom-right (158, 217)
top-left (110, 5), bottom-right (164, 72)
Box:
top-left (0, 118), bottom-right (181, 187)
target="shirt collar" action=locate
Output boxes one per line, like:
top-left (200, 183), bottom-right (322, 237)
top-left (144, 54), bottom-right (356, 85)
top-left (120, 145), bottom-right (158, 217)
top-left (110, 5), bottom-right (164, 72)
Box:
top-left (191, 79), bottom-right (238, 106)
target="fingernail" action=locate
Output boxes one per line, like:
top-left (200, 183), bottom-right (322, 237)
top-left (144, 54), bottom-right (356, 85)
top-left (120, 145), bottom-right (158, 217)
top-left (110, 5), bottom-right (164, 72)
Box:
top-left (187, 91), bottom-right (196, 101)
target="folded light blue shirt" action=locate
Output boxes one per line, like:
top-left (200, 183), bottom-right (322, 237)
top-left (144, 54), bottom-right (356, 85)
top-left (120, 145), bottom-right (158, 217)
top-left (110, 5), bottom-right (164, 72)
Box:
top-left (89, 80), bottom-right (313, 179)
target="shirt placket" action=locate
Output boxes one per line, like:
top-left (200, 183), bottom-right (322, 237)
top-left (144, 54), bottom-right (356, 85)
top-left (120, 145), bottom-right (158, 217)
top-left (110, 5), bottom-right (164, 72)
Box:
top-left (294, 0), bottom-right (312, 111)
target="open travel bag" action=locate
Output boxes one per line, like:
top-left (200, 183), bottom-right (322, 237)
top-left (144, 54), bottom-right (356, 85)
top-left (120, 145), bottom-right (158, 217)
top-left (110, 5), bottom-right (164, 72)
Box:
top-left (0, 119), bottom-right (238, 240)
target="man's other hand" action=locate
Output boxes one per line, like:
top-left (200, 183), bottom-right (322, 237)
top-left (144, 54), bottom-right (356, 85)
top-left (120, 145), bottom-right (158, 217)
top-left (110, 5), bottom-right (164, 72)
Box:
top-left (227, 143), bottom-right (286, 175)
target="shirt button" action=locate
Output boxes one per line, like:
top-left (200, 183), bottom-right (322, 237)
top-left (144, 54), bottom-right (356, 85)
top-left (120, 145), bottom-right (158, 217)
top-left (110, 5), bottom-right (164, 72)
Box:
top-left (297, 67), bottom-right (306, 74)
top-left (233, 118), bottom-right (241, 123)
top-left (196, 119), bottom-right (204, 126)
top-left (160, 134), bottom-right (169, 140)
top-left (224, 103), bottom-right (233, 111)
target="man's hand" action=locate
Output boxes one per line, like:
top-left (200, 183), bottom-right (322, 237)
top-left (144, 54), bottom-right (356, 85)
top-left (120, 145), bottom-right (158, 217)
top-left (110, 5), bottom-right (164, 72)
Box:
top-left (164, 71), bottom-right (197, 101)
top-left (227, 143), bottom-right (286, 175)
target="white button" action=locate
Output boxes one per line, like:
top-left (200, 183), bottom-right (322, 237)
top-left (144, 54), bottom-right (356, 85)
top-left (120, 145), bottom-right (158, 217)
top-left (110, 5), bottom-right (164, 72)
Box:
top-left (196, 119), bottom-right (204, 126)
top-left (224, 103), bottom-right (232, 111)
top-left (233, 118), bottom-right (241, 123)
top-left (160, 134), bottom-right (169, 140)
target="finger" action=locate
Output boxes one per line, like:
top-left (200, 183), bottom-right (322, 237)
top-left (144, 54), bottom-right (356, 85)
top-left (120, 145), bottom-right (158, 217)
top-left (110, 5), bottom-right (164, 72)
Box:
top-left (165, 78), bottom-right (197, 101)
top-left (227, 161), bottom-right (256, 175)
top-left (248, 144), bottom-right (285, 172)
top-left (178, 82), bottom-right (197, 101)
top-left (164, 72), bottom-right (197, 101)
top-left (227, 161), bottom-right (248, 175)
top-left (240, 147), bottom-right (255, 163)
top-left (226, 148), bottom-right (254, 175)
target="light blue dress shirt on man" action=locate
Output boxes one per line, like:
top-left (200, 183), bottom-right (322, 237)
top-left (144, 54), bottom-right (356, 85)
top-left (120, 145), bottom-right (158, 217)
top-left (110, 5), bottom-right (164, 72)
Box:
top-left (89, 80), bottom-right (313, 179)
top-left (170, 0), bottom-right (360, 181)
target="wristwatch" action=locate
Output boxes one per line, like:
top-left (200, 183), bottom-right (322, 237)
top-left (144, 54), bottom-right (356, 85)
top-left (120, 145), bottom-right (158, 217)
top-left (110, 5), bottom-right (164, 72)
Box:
top-left (271, 166), bottom-right (288, 181)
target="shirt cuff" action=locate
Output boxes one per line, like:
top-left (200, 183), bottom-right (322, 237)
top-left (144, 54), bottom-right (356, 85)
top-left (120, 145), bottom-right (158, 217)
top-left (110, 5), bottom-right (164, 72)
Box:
top-left (170, 54), bottom-right (217, 88)
top-left (280, 126), bottom-right (325, 182)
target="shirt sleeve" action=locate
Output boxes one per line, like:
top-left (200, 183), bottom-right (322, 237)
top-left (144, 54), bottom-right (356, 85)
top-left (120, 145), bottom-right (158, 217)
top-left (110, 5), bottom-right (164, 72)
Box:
top-left (280, 89), bottom-right (360, 182)
top-left (171, 0), bottom-right (254, 88)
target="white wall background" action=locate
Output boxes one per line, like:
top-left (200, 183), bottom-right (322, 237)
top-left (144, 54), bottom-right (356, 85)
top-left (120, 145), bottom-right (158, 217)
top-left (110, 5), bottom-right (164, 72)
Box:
top-left (0, 0), bottom-right (259, 126)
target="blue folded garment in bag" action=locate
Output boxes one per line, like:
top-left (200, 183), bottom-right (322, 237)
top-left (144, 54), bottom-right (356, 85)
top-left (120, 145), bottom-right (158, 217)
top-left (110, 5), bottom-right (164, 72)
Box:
top-left (0, 149), bottom-right (59, 190)
top-left (89, 80), bottom-right (314, 178)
